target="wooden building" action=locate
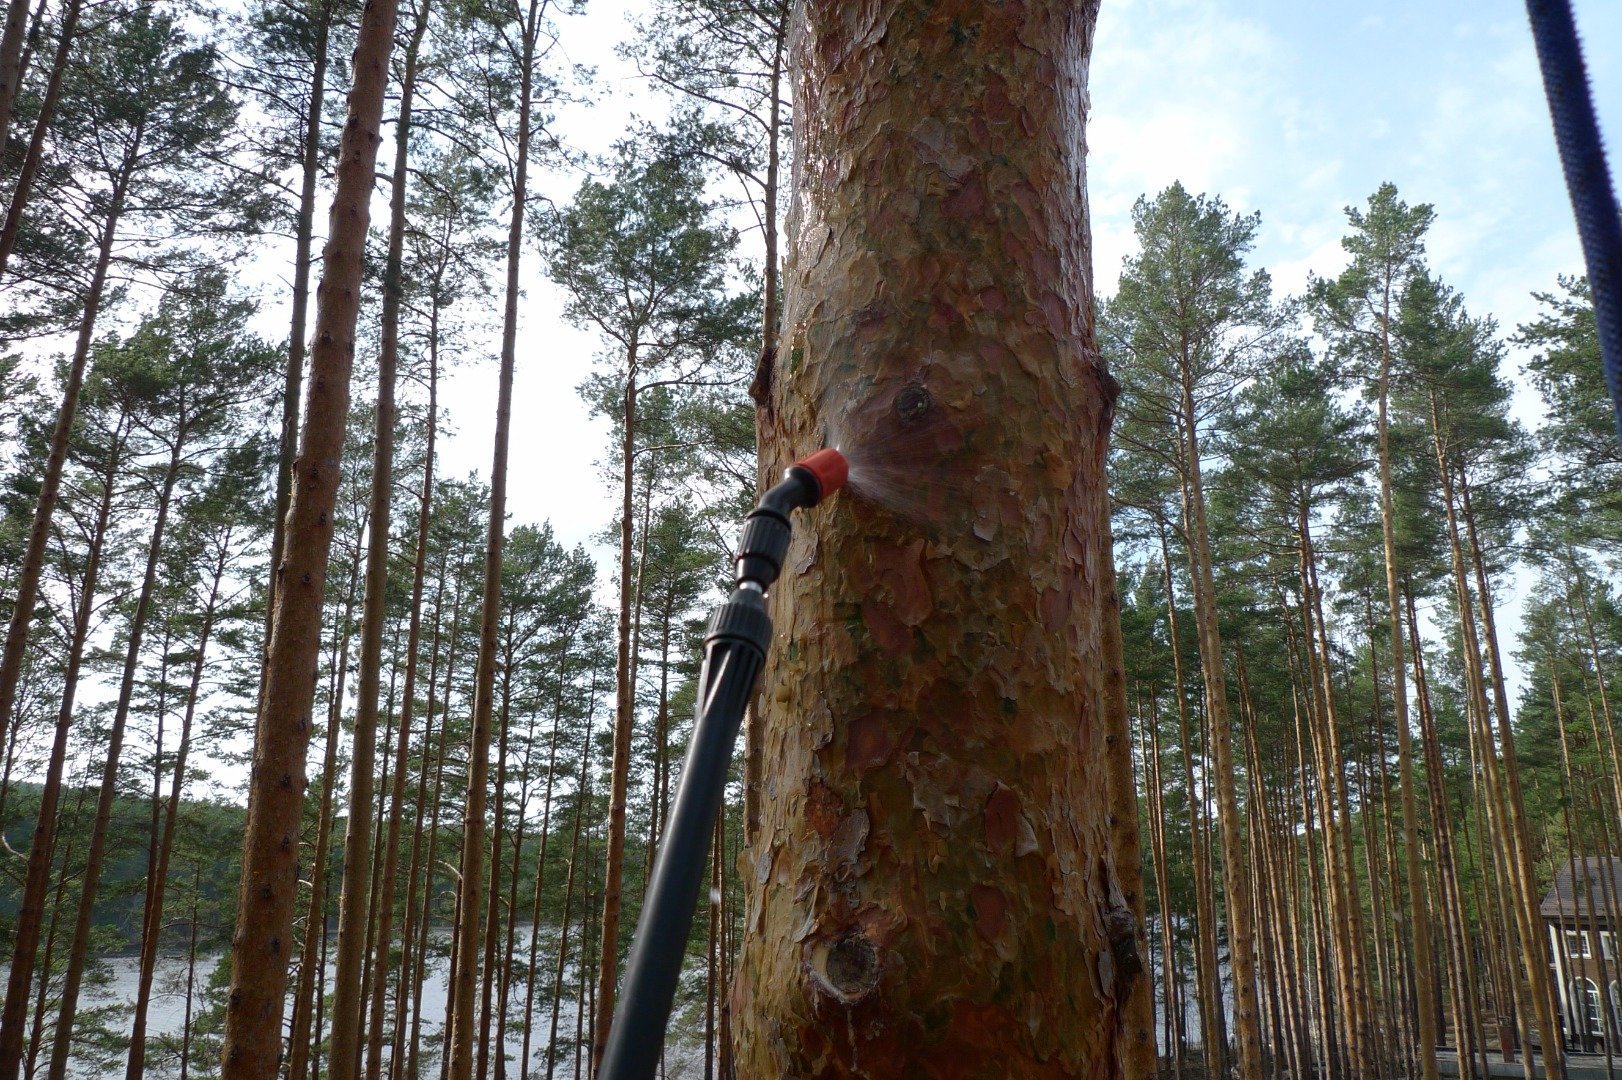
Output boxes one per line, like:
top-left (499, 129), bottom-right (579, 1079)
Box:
top-left (1545, 856), bottom-right (1622, 1052)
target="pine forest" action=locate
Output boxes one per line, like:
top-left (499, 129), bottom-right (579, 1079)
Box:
top-left (0, 1), bottom-right (1616, 1078)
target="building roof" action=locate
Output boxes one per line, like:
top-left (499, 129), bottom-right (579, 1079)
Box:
top-left (1542, 856), bottom-right (1622, 921)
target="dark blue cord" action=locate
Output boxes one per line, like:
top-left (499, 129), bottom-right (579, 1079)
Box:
top-left (1524, 0), bottom-right (1622, 447)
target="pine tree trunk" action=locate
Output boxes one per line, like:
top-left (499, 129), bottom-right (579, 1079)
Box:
top-left (735, 2), bottom-right (1142, 1071)
top-left (264, 0), bottom-right (335, 652)
top-left (390, 376), bottom-right (443, 1080)
top-left (516, 683), bottom-right (570, 1079)
top-left (0, 0), bottom-right (82, 277)
top-left (0, 394), bottom-right (129, 1080)
top-left (0, 0), bottom-right (32, 167)
top-left (125, 534), bottom-right (230, 1080)
top-left (1429, 396), bottom-right (1564, 1076)
top-left (1295, 514), bottom-right (1377, 1077)
top-left (592, 366), bottom-right (640, 1069)
top-left (333, 0), bottom-right (427, 1065)
top-left (1157, 530), bottom-right (1225, 1080)
top-left (25, 783), bottom-right (87, 1080)
top-left (1142, 693), bottom-right (1184, 1079)
top-left (744, 1), bottom-right (790, 846)
top-left (1375, 355), bottom-right (1438, 1079)
top-left (47, 438), bottom-right (185, 1079)
top-left (1178, 389), bottom-right (1265, 1080)
top-left (1099, 524), bottom-right (1156, 1075)
top-left (289, 556), bottom-right (364, 1080)
top-left (447, 6), bottom-right (538, 1075)
top-left (223, 0), bottom-right (399, 1068)
top-left (180, 867), bottom-right (201, 1080)
top-left (478, 667), bottom-right (513, 1080)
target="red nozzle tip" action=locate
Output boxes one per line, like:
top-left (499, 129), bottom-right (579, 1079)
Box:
top-left (795, 448), bottom-right (848, 500)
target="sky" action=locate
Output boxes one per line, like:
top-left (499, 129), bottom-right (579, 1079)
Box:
top-left (410, 0), bottom-right (1620, 707)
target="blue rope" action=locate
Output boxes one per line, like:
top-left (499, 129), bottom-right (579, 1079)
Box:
top-left (1524, 0), bottom-right (1622, 448)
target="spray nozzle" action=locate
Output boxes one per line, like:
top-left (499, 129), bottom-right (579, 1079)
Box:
top-left (734, 448), bottom-right (847, 590)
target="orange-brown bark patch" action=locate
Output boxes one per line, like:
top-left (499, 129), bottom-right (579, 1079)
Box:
top-left (983, 785), bottom-right (1021, 855)
top-left (806, 778), bottom-right (844, 838)
top-left (844, 712), bottom-right (895, 774)
top-left (970, 884), bottom-right (1006, 942)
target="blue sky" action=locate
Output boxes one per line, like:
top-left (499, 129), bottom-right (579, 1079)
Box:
top-left (1088, 0), bottom-right (1621, 315)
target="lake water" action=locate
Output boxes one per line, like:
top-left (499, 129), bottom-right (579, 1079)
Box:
top-left (73, 928), bottom-right (712, 1079)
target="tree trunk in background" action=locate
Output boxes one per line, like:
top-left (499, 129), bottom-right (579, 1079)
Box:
top-left (126, 536), bottom-right (230, 1080)
top-left (47, 439), bottom-right (185, 1080)
top-left (288, 555), bottom-right (364, 1080)
top-left (592, 364), bottom-right (639, 1070)
top-left (737, 2), bottom-right (1141, 1072)
top-left (0, 383), bottom-right (131, 1080)
top-left (0, 0), bottom-right (31, 158)
top-left (1159, 529), bottom-right (1224, 1080)
top-left (264, 0), bottom-right (335, 658)
top-left (330, 0), bottom-right (427, 1066)
top-left (222, 0), bottom-right (398, 1067)
top-left (1178, 386), bottom-right (1265, 1080)
top-left (0, 0), bottom-right (83, 277)
top-left (447, 3), bottom-right (538, 1075)
top-left (1098, 530), bottom-right (1156, 1074)
top-left (1428, 396), bottom-right (1565, 1077)
top-left (1375, 349), bottom-right (1438, 1080)
top-left (744, 1), bottom-right (790, 847)
top-left (367, 71), bottom-right (435, 1070)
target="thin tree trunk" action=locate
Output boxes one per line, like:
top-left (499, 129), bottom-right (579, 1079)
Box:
top-left (289, 553), bottom-right (364, 1080)
top-left (478, 663), bottom-right (513, 1080)
top-left (125, 533), bottom-right (230, 1080)
top-left (1429, 396), bottom-right (1564, 1076)
top-left (1457, 464), bottom-right (1567, 1077)
top-left (0, 386), bottom-right (131, 1080)
top-left (1178, 393), bottom-right (1265, 1080)
top-left (0, 0), bottom-right (34, 174)
top-left (263, 0), bottom-right (335, 654)
top-left (447, 8), bottom-right (540, 1078)
top-left (1158, 529), bottom-right (1225, 1080)
top-left (545, 689), bottom-right (595, 1080)
top-left (390, 375), bottom-right (443, 1080)
top-left (517, 680), bottom-right (572, 1079)
top-left (223, 0), bottom-right (400, 1067)
top-left (0, 0), bottom-right (83, 277)
top-left (179, 866), bottom-right (201, 1080)
top-left (334, 0), bottom-right (429, 1067)
top-left (47, 438), bottom-right (186, 1080)
top-left (1374, 346), bottom-right (1438, 1080)
top-left (24, 783), bottom-right (86, 1080)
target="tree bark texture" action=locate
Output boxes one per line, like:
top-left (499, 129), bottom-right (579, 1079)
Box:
top-left (221, 0), bottom-right (399, 1071)
top-left (736, 3), bottom-right (1142, 1074)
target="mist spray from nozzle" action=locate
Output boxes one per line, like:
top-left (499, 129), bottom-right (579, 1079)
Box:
top-left (598, 449), bottom-right (846, 1080)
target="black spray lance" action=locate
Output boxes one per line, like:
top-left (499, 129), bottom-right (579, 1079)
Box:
top-left (598, 448), bottom-right (849, 1080)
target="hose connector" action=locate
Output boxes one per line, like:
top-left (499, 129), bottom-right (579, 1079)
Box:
top-left (734, 448), bottom-right (848, 590)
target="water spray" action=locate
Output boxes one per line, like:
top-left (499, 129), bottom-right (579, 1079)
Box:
top-left (599, 448), bottom-right (848, 1080)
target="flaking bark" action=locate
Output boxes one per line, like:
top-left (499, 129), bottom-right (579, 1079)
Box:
top-left (737, 2), bottom-right (1141, 1073)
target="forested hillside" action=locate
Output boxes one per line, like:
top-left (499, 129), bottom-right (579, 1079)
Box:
top-left (0, 0), bottom-right (1615, 1078)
